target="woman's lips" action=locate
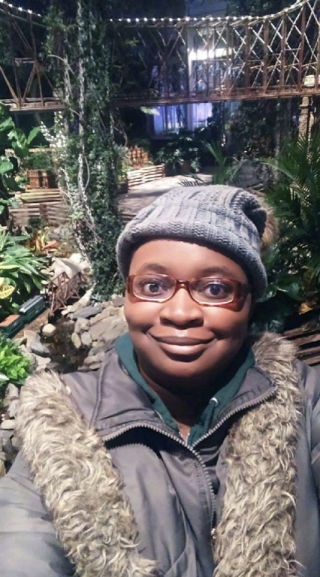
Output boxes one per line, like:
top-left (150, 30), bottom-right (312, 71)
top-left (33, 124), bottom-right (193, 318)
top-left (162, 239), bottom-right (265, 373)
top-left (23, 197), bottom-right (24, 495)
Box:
top-left (149, 334), bottom-right (214, 356)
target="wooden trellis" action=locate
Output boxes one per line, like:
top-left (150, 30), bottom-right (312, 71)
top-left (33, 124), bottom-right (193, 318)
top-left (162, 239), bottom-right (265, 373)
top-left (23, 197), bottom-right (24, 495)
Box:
top-left (109, 0), bottom-right (320, 105)
top-left (0, 3), bottom-right (62, 112)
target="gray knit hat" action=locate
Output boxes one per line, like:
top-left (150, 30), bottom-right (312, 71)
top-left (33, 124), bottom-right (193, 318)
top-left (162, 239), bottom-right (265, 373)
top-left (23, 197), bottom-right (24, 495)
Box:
top-left (116, 185), bottom-right (268, 298)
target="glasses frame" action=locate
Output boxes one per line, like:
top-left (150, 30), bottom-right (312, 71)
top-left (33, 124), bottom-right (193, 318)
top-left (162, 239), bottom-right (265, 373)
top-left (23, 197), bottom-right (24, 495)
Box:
top-left (126, 274), bottom-right (251, 307)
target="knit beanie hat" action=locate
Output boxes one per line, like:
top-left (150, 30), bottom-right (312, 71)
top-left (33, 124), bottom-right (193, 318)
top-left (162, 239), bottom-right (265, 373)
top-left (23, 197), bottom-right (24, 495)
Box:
top-left (116, 185), bottom-right (268, 298)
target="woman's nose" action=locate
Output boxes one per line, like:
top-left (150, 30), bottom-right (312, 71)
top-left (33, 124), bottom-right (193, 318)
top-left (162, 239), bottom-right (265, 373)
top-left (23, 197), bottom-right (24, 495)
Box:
top-left (159, 286), bottom-right (203, 326)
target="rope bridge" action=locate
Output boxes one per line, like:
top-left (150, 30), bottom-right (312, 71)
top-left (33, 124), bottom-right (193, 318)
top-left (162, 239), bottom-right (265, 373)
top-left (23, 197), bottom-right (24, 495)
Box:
top-left (110, 0), bottom-right (320, 105)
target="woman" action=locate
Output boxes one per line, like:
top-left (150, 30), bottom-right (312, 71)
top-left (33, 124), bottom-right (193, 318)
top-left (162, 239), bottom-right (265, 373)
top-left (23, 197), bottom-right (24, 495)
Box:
top-left (0, 185), bottom-right (320, 577)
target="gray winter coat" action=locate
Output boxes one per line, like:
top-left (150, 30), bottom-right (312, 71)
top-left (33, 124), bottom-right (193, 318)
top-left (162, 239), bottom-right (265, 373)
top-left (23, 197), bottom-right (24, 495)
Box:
top-left (0, 332), bottom-right (320, 577)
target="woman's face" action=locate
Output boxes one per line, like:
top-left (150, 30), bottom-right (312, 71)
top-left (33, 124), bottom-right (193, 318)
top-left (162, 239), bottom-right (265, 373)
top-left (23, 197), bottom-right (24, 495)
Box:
top-left (124, 239), bottom-right (252, 392)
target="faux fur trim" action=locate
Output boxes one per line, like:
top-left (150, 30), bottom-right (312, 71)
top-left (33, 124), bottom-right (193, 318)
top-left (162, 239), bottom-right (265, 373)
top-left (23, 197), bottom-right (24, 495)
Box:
top-left (214, 333), bottom-right (302, 577)
top-left (15, 372), bottom-right (160, 577)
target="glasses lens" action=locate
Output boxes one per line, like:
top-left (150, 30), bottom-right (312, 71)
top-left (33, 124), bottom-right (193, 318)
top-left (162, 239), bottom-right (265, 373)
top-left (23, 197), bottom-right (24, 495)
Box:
top-left (133, 275), bottom-right (175, 301)
top-left (191, 278), bottom-right (235, 304)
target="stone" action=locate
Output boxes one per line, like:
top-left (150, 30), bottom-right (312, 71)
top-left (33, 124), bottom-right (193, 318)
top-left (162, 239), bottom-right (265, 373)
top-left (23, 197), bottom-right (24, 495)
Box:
top-left (24, 329), bottom-right (39, 349)
top-left (81, 331), bottom-right (92, 348)
top-left (78, 362), bottom-right (101, 372)
top-left (4, 383), bottom-right (19, 403)
top-left (6, 399), bottom-right (19, 419)
top-left (72, 304), bottom-right (104, 320)
top-left (30, 340), bottom-right (51, 358)
top-left (112, 295), bottom-right (125, 307)
top-left (68, 252), bottom-right (91, 274)
top-left (13, 335), bottom-right (27, 347)
top-left (84, 351), bottom-right (106, 366)
top-left (71, 332), bottom-right (82, 350)
top-left (1, 419), bottom-right (15, 430)
top-left (90, 316), bottom-right (127, 344)
top-left (90, 343), bottom-right (111, 357)
top-left (35, 356), bottom-right (51, 371)
top-left (89, 306), bottom-right (118, 327)
top-left (0, 428), bottom-right (13, 445)
top-left (74, 317), bottom-right (90, 334)
top-left (19, 345), bottom-right (38, 370)
top-left (51, 257), bottom-right (82, 280)
top-left (42, 323), bottom-right (56, 337)
top-left (67, 288), bottom-right (94, 314)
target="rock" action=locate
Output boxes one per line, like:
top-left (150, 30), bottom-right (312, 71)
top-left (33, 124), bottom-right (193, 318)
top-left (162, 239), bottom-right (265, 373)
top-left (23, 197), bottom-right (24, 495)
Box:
top-left (84, 351), bottom-right (106, 366)
top-left (42, 323), bottom-right (56, 337)
top-left (68, 252), bottom-right (91, 274)
top-left (1, 419), bottom-right (15, 430)
top-left (90, 343), bottom-right (111, 357)
top-left (6, 399), bottom-right (19, 419)
top-left (34, 356), bottom-right (51, 371)
top-left (81, 331), bottom-right (92, 348)
top-left (72, 304), bottom-right (104, 320)
top-left (47, 361), bottom-right (60, 371)
top-left (30, 340), bottom-right (51, 358)
top-left (89, 306), bottom-right (118, 326)
top-left (14, 335), bottom-right (27, 347)
top-left (4, 383), bottom-right (19, 404)
top-left (67, 288), bottom-right (93, 314)
top-left (19, 345), bottom-right (38, 370)
top-left (112, 295), bottom-right (125, 307)
top-left (24, 329), bottom-right (39, 349)
top-left (90, 316), bottom-right (127, 344)
top-left (71, 332), bottom-right (82, 349)
top-left (74, 317), bottom-right (90, 334)
top-left (51, 257), bottom-right (83, 280)
top-left (78, 362), bottom-right (101, 372)
top-left (0, 428), bottom-right (13, 445)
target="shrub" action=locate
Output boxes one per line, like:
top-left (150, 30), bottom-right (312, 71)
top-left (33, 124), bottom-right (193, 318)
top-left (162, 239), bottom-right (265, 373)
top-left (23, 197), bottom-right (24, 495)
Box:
top-left (0, 334), bottom-right (31, 393)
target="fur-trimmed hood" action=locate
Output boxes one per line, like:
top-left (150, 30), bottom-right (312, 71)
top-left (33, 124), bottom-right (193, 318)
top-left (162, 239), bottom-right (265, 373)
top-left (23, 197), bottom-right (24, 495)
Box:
top-left (15, 333), bottom-right (303, 577)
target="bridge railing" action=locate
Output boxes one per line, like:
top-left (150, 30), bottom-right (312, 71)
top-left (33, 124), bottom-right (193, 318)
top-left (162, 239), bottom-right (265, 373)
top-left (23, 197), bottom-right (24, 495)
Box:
top-left (109, 0), bottom-right (320, 105)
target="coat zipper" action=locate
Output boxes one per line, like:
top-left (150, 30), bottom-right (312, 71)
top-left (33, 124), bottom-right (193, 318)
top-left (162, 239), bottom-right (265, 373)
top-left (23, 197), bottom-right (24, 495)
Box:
top-left (102, 384), bottom-right (277, 537)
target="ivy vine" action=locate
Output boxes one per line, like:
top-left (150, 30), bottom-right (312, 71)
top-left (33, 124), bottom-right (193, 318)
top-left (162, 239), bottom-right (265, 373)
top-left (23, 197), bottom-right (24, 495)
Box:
top-left (45, 0), bottom-right (124, 298)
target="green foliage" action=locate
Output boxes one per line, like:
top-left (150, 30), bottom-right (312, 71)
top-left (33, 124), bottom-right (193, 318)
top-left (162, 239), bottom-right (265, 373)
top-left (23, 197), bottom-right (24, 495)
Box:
top-left (265, 134), bottom-right (320, 294)
top-left (0, 334), bottom-right (31, 390)
top-left (25, 150), bottom-right (54, 170)
top-left (0, 105), bottom-right (41, 219)
top-left (156, 129), bottom-right (203, 173)
top-left (252, 134), bottom-right (320, 332)
top-left (0, 228), bottom-right (48, 320)
top-left (250, 245), bottom-right (304, 333)
top-left (205, 142), bottom-right (241, 185)
top-left (45, 0), bottom-right (125, 298)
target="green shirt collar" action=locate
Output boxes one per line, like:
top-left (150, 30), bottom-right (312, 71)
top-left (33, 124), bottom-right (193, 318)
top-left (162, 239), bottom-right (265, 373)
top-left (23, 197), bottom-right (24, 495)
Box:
top-left (115, 332), bottom-right (255, 445)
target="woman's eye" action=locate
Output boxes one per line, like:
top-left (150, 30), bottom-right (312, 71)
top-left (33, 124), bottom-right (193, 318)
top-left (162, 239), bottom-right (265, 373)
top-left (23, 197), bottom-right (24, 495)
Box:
top-left (200, 281), bottom-right (232, 299)
top-left (139, 279), bottom-right (169, 295)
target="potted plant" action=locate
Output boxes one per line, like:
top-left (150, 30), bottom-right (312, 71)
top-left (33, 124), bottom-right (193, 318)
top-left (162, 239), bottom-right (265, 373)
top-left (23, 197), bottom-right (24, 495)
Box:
top-left (156, 129), bottom-right (202, 175)
top-left (26, 150), bottom-right (57, 189)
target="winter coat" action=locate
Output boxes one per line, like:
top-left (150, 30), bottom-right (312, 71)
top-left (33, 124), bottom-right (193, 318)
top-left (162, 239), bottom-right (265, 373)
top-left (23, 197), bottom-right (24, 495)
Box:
top-left (0, 332), bottom-right (320, 577)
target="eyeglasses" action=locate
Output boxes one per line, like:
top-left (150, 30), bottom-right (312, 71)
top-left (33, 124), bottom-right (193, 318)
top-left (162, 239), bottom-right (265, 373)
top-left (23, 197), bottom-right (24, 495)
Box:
top-left (127, 274), bottom-right (251, 306)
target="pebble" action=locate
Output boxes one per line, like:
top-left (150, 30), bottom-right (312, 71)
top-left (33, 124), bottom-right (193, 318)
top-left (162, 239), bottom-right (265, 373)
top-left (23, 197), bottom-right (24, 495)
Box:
top-left (42, 323), bottom-right (56, 337)
top-left (71, 332), bottom-right (82, 350)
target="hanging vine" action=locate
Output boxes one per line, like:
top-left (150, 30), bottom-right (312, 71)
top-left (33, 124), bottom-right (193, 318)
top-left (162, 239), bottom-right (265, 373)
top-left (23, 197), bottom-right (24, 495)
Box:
top-left (45, 0), bottom-right (124, 298)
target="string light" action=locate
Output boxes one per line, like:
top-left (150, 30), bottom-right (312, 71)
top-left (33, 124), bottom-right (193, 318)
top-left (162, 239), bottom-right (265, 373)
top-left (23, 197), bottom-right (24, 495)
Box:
top-left (0, 0), bottom-right (42, 18)
top-left (144, 17), bottom-right (148, 21)
top-left (127, 18), bottom-right (131, 22)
